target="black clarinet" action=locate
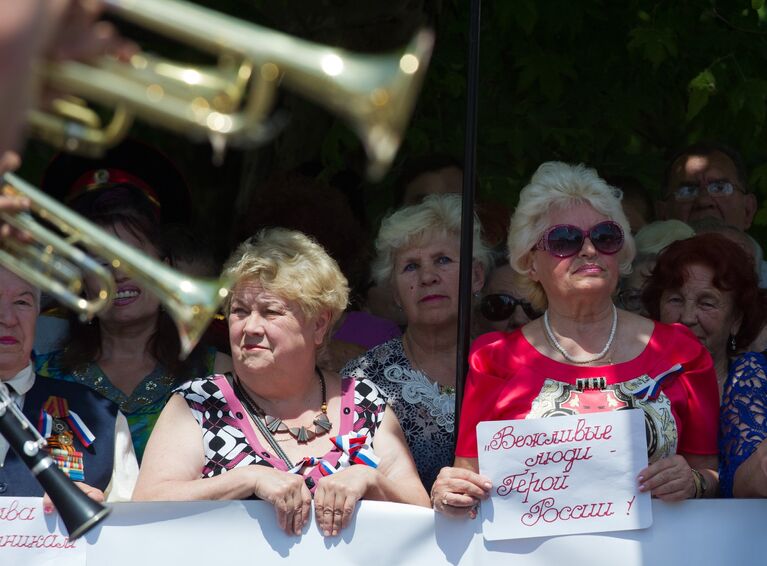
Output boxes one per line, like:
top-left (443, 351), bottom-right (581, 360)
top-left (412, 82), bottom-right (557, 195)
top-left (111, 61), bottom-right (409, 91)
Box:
top-left (0, 383), bottom-right (110, 540)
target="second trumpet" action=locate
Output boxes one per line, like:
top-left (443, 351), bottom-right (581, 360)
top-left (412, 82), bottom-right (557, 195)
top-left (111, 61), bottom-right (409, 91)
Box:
top-left (32, 0), bottom-right (435, 180)
top-left (1, 173), bottom-right (231, 359)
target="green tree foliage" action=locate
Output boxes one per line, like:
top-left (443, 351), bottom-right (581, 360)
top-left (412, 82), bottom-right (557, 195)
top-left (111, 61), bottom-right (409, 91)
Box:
top-left (21, 0), bottom-right (767, 247)
top-left (398, 0), bottom-right (767, 239)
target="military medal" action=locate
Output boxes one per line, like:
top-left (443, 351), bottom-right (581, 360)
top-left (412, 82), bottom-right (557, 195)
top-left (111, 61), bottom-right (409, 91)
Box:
top-left (38, 396), bottom-right (96, 481)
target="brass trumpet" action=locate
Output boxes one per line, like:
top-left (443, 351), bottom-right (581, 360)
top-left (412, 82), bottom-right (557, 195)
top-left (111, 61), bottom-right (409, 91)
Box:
top-left (0, 206), bottom-right (115, 322)
top-left (30, 0), bottom-right (434, 180)
top-left (1, 173), bottom-right (232, 359)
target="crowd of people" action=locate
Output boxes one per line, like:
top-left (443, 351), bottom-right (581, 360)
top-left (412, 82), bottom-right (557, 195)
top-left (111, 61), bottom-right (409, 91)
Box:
top-left (1, 0), bottom-right (766, 544)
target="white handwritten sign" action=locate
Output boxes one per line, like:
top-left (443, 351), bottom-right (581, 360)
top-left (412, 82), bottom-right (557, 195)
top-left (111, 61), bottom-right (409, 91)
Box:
top-left (0, 497), bottom-right (85, 566)
top-left (477, 409), bottom-right (652, 540)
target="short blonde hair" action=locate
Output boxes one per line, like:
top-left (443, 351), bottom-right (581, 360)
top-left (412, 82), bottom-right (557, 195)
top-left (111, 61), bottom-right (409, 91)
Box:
top-left (508, 162), bottom-right (636, 310)
top-left (371, 193), bottom-right (492, 285)
top-left (223, 228), bottom-right (349, 331)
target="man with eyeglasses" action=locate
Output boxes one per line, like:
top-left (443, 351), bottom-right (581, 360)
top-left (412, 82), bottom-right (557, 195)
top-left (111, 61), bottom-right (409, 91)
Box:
top-left (657, 142), bottom-right (766, 286)
top-left (657, 142), bottom-right (757, 231)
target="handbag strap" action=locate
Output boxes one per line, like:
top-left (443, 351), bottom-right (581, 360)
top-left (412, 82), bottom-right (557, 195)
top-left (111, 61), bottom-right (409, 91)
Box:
top-left (228, 372), bottom-right (295, 469)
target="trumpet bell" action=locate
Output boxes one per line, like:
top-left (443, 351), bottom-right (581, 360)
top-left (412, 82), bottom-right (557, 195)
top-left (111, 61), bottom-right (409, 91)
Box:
top-left (277, 28), bottom-right (435, 181)
top-left (159, 272), bottom-right (234, 359)
top-left (0, 202), bottom-right (116, 322)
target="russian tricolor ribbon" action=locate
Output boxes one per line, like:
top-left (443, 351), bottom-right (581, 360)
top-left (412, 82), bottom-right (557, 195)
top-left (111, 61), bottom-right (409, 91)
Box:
top-left (633, 364), bottom-right (683, 401)
top-left (288, 432), bottom-right (380, 478)
top-left (38, 410), bottom-right (53, 438)
top-left (39, 396), bottom-right (96, 447)
top-left (330, 432), bottom-right (380, 469)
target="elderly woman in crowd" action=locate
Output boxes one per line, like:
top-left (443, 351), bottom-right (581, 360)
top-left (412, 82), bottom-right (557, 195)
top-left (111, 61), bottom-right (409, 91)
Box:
top-left (640, 233), bottom-right (767, 497)
top-left (614, 219), bottom-right (696, 315)
top-left (133, 229), bottom-right (428, 536)
top-left (477, 258), bottom-right (541, 334)
top-left (432, 162), bottom-right (720, 518)
top-left (342, 194), bottom-right (490, 490)
top-left (36, 185), bottom-right (227, 462)
top-left (0, 266), bottom-right (137, 503)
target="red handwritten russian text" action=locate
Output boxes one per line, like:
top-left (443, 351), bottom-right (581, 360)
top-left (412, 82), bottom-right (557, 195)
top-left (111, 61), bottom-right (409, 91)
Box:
top-left (521, 497), bottom-right (614, 526)
top-left (0, 500), bottom-right (36, 521)
top-left (0, 534), bottom-right (76, 548)
top-left (485, 419), bottom-right (613, 452)
top-left (524, 446), bottom-right (593, 473)
top-left (497, 469), bottom-right (570, 503)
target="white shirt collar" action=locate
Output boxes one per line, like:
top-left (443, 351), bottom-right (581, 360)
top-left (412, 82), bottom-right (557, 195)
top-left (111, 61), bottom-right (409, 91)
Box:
top-left (2, 362), bottom-right (35, 397)
top-left (0, 363), bottom-right (35, 466)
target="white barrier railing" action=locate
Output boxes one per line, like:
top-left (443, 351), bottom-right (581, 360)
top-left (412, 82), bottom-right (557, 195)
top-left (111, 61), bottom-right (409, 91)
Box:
top-left (3, 498), bottom-right (767, 565)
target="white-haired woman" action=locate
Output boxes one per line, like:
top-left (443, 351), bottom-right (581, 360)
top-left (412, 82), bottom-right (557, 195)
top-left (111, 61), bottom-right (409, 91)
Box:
top-left (431, 162), bottom-right (720, 518)
top-left (342, 194), bottom-right (490, 491)
top-left (134, 228), bottom-right (429, 536)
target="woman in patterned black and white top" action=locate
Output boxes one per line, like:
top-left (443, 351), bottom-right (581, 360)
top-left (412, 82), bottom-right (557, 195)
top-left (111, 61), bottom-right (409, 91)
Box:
top-left (342, 194), bottom-right (491, 491)
top-left (133, 229), bottom-right (428, 537)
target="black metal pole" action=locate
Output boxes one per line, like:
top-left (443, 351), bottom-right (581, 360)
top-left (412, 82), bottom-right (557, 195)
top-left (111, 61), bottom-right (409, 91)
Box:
top-left (454, 0), bottom-right (481, 446)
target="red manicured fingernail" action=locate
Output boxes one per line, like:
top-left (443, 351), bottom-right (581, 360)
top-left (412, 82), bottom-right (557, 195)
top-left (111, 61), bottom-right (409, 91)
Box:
top-left (43, 504), bottom-right (53, 515)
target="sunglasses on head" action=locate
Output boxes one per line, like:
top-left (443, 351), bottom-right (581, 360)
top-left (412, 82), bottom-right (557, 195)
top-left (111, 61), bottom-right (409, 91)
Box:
top-left (480, 293), bottom-right (541, 321)
top-left (534, 220), bottom-right (624, 258)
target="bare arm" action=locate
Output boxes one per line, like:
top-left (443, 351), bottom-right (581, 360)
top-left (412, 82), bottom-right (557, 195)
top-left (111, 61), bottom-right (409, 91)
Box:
top-left (732, 439), bottom-right (767, 497)
top-left (0, 0), bottom-right (131, 155)
top-left (133, 394), bottom-right (313, 535)
top-left (313, 406), bottom-right (429, 536)
top-left (132, 394), bottom-right (258, 501)
top-left (359, 407), bottom-right (429, 506)
top-left (0, 152), bottom-right (32, 241)
top-left (0, 0), bottom-right (54, 154)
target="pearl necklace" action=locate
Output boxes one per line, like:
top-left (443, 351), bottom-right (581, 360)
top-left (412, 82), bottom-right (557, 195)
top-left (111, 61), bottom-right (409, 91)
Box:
top-left (543, 304), bottom-right (618, 364)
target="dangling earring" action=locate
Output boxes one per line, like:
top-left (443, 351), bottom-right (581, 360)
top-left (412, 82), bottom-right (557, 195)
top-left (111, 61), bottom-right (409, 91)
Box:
top-left (728, 334), bottom-right (737, 354)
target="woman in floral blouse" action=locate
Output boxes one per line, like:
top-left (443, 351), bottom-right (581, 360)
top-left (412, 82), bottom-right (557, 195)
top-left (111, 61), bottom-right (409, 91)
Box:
top-left (342, 194), bottom-right (490, 490)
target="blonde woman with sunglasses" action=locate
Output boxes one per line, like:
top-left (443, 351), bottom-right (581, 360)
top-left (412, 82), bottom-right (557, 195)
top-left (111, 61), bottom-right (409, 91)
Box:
top-left (432, 162), bottom-right (720, 519)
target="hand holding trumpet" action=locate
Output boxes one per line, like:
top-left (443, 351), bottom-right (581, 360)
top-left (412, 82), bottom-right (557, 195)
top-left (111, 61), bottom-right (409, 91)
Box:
top-left (0, 152), bottom-right (30, 241)
top-left (43, 0), bottom-right (133, 63)
top-left (0, 0), bottom-right (134, 156)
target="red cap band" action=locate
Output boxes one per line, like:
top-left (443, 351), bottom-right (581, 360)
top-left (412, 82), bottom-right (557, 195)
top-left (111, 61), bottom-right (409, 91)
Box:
top-left (68, 168), bottom-right (162, 210)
